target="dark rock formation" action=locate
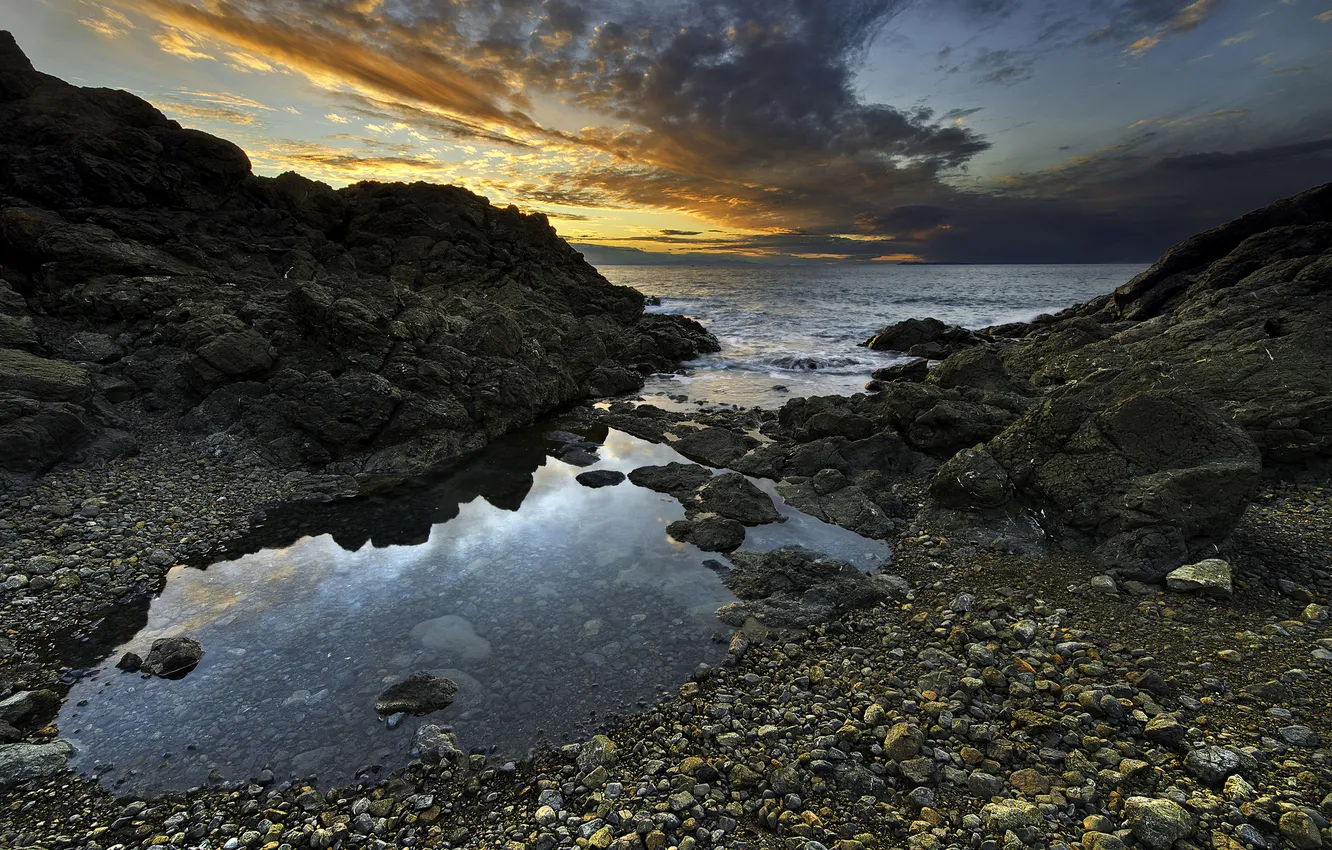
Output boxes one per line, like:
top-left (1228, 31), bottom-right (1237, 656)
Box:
top-left (375, 673), bottom-right (458, 715)
top-left (1002, 182), bottom-right (1332, 467)
top-left (140, 636), bottom-right (204, 679)
top-left (716, 547), bottom-right (892, 628)
top-left (863, 317), bottom-right (987, 359)
top-left (691, 472), bottom-right (782, 526)
top-left (627, 462), bottom-right (714, 495)
top-left (870, 358), bottom-right (931, 384)
top-left (666, 516), bottom-right (746, 552)
top-left (762, 185), bottom-right (1330, 575)
top-left (776, 473), bottom-right (903, 539)
top-left (575, 469), bottom-right (626, 488)
top-left (671, 426), bottom-right (759, 467)
top-left (0, 33), bottom-right (716, 490)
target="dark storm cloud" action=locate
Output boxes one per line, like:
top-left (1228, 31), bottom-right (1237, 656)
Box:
top-left (116, 0), bottom-right (1330, 262)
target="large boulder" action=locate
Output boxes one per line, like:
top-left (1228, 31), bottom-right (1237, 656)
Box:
top-left (936, 382), bottom-right (1260, 578)
top-left (1003, 183), bottom-right (1332, 467)
top-left (140, 636), bottom-right (204, 679)
top-left (0, 349), bottom-right (89, 402)
top-left (863, 317), bottom-right (987, 359)
top-left (0, 741), bottom-right (73, 788)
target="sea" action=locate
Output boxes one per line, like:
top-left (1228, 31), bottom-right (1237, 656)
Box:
top-left (601, 264), bottom-right (1145, 409)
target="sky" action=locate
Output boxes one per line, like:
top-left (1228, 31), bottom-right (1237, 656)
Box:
top-left (2, 0), bottom-right (1330, 263)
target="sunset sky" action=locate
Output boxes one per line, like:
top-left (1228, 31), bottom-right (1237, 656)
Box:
top-left (3, 0), bottom-right (1331, 263)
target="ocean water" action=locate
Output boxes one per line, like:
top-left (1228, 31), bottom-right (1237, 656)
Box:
top-left (600, 264), bottom-right (1144, 409)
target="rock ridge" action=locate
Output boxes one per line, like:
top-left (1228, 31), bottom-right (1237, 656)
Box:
top-left (0, 32), bottom-right (717, 490)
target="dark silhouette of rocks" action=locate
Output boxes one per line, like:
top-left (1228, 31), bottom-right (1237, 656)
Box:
top-left (0, 32), bottom-right (716, 490)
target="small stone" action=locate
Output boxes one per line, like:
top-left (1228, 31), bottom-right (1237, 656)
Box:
top-left (116, 652), bottom-right (142, 672)
top-left (1279, 724), bottom-right (1320, 747)
top-left (883, 722), bottom-right (925, 761)
top-left (1090, 574), bottom-right (1119, 594)
top-left (1279, 811), bottom-right (1323, 849)
top-left (967, 772), bottom-right (1004, 799)
top-left (1082, 833), bottom-right (1127, 850)
top-left (1185, 746), bottom-right (1242, 787)
top-left (1303, 604), bottom-right (1329, 622)
top-left (1165, 558), bottom-right (1232, 598)
top-left (1123, 796), bottom-right (1194, 850)
top-left (1143, 714), bottom-right (1186, 748)
top-left (981, 800), bottom-right (1042, 833)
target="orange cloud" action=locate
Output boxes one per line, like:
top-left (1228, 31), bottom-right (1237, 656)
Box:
top-left (1126, 0), bottom-right (1220, 56)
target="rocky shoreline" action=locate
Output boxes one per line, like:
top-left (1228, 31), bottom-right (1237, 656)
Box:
top-left (2, 466), bottom-right (1328, 850)
top-left (1, 27), bottom-right (1331, 850)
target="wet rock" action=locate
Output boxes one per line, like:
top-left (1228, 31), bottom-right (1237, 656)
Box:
top-left (719, 547), bottom-right (888, 628)
top-left (576, 469), bottom-right (626, 488)
top-left (928, 446), bottom-right (1013, 510)
top-left (627, 462), bottom-right (713, 495)
top-left (864, 318), bottom-right (986, 359)
top-left (115, 652), bottom-right (142, 672)
top-left (666, 517), bottom-right (746, 552)
top-left (871, 358), bottom-right (931, 384)
top-left (1165, 558), bottom-right (1233, 597)
top-left (672, 427), bottom-right (758, 467)
top-left (0, 741), bottom-right (73, 788)
top-left (688, 472), bottom-right (781, 525)
top-left (1123, 797), bottom-right (1194, 850)
top-left (414, 725), bottom-right (464, 765)
top-left (410, 615), bottom-right (491, 660)
top-left (375, 674), bottom-right (458, 715)
top-left (140, 636), bottom-right (204, 679)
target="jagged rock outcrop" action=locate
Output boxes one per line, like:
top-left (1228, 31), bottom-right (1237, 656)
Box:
top-left (753, 185), bottom-right (1329, 576)
top-left (0, 32), bottom-right (716, 490)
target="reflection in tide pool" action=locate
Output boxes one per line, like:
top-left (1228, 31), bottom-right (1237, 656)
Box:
top-left (58, 426), bottom-right (888, 793)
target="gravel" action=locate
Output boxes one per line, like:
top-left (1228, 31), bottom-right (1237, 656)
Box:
top-left (1, 421), bottom-right (1329, 850)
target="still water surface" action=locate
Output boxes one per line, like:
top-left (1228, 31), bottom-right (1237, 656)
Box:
top-left (59, 424), bottom-right (887, 792)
